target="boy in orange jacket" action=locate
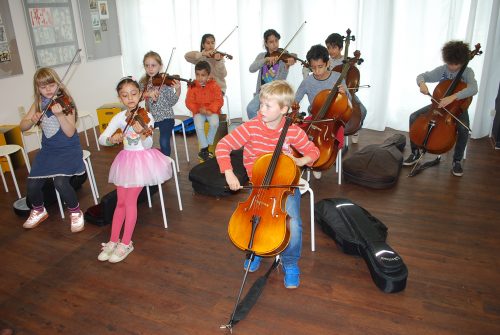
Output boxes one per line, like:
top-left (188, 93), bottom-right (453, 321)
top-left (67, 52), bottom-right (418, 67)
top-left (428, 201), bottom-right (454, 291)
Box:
top-left (186, 61), bottom-right (224, 161)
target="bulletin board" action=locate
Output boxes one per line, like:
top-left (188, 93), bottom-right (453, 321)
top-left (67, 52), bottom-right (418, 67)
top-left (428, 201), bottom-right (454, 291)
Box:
top-left (22, 0), bottom-right (79, 68)
top-left (78, 0), bottom-right (121, 61)
top-left (0, 0), bottom-right (23, 78)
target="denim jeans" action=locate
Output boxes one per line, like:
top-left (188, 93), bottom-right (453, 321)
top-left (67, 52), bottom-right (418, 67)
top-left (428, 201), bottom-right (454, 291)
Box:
top-left (246, 94), bottom-right (260, 120)
top-left (409, 104), bottom-right (469, 161)
top-left (194, 113), bottom-right (219, 148)
top-left (154, 118), bottom-right (175, 157)
top-left (280, 188), bottom-right (302, 267)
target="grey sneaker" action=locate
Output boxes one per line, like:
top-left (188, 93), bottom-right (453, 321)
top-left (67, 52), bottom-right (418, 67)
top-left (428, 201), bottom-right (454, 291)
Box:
top-left (452, 161), bottom-right (463, 177)
top-left (97, 241), bottom-right (118, 261)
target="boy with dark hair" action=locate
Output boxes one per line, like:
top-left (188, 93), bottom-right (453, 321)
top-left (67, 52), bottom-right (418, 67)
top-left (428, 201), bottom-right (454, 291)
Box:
top-left (403, 41), bottom-right (478, 177)
top-left (186, 60), bottom-right (224, 161)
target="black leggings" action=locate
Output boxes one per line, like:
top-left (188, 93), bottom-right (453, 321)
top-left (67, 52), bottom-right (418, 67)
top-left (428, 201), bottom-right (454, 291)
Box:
top-left (27, 176), bottom-right (78, 208)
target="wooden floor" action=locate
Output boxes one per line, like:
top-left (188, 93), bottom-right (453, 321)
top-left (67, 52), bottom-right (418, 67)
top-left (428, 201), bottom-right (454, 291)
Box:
top-left (1, 126), bottom-right (500, 335)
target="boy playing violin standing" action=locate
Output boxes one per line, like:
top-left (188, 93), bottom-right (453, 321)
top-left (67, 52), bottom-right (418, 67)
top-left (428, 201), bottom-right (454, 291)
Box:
top-left (216, 80), bottom-right (319, 289)
top-left (403, 41), bottom-right (478, 177)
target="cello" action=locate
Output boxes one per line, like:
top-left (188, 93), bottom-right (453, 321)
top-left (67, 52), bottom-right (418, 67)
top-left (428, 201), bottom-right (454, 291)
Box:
top-left (332, 46), bottom-right (365, 136)
top-left (408, 43), bottom-right (482, 175)
top-left (222, 114), bottom-right (301, 331)
top-left (302, 29), bottom-right (359, 171)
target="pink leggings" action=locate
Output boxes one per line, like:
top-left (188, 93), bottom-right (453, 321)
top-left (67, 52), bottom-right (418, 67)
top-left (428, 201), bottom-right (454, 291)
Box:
top-left (110, 186), bottom-right (143, 245)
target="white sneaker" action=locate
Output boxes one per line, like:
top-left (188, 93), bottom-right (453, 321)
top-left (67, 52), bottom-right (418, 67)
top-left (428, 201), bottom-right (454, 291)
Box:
top-left (97, 241), bottom-right (118, 261)
top-left (312, 171), bottom-right (322, 179)
top-left (109, 242), bottom-right (134, 263)
top-left (351, 132), bottom-right (359, 143)
top-left (70, 210), bottom-right (85, 233)
top-left (23, 208), bottom-right (48, 229)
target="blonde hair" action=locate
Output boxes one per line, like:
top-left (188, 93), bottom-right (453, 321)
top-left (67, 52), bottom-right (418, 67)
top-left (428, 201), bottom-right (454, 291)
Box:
top-left (259, 80), bottom-right (295, 109)
top-left (140, 51), bottom-right (163, 86)
top-left (33, 67), bottom-right (77, 116)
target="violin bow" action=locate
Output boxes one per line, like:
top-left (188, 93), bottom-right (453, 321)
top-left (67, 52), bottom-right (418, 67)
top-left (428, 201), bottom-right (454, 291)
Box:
top-left (276, 20), bottom-right (307, 59)
top-left (36, 49), bottom-right (82, 125)
top-left (214, 25), bottom-right (238, 52)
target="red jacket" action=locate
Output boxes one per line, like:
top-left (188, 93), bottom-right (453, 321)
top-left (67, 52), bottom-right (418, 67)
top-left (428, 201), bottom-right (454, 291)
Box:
top-left (185, 79), bottom-right (223, 115)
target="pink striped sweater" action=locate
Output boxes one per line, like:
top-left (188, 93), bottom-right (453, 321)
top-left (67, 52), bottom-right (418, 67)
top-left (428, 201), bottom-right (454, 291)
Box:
top-left (216, 115), bottom-right (320, 178)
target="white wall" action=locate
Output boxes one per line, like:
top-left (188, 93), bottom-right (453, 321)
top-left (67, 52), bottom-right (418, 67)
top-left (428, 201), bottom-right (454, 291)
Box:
top-left (0, 0), bottom-right (124, 151)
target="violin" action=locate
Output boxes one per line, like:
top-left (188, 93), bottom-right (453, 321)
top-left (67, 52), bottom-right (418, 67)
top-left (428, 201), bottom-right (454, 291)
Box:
top-left (228, 115), bottom-right (299, 257)
top-left (332, 50), bottom-right (364, 136)
top-left (268, 48), bottom-right (308, 68)
top-left (296, 29), bottom-right (357, 171)
top-left (151, 73), bottom-right (194, 87)
top-left (207, 50), bottom-right (233, 60)
top-left (49, 90), bottom-right (75, 116)
top-left (409, 44), bottom-right (482, 155)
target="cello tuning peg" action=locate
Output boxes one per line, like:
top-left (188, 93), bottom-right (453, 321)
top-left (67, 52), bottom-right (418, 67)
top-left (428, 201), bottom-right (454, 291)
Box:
top-left (352, 35), bottom-right (356, 41)
top-left (357, 58), bottom-right (364, 65)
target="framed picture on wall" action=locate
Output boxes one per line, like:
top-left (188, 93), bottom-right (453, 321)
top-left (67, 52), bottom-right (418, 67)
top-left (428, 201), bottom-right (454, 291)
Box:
top-left (22, 0), bottom-right (80, 68)
top-left (0, 0), bottom-right (23, 78)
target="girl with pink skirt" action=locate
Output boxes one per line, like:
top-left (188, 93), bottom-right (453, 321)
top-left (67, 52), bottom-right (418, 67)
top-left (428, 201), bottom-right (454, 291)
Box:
top-left (97, 77), bottom-right (173, 263)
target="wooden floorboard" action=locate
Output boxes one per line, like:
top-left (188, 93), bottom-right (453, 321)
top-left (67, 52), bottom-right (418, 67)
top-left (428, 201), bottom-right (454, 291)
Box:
top-left (1, 127), bottom-right (500, 335)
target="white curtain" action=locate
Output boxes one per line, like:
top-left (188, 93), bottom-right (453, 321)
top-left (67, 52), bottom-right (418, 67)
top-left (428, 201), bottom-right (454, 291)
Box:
top-left (117, 0), bottom-right (500, 138)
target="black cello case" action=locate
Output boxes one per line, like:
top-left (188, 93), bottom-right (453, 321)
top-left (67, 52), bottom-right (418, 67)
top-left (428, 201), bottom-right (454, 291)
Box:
top-left (315, 198), bottom-right (408, 293)
top-left (342, 134), bottom-right (406, 189)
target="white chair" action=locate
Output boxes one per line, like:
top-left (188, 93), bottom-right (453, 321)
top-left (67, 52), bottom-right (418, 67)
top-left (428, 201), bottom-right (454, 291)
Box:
top-left (298, 177), bottom-right (315, 252)
top-left (21, 126), bottom-right (41, 151)
top-left (146, 157), bottom-right (183, 228)
top-left (82, 150), bottom-right (99, 204)
top-left (55, 150), bottom-right (99, 218)
top-left (223, 95), bottom-right (231, 126)
top-left (171, 118), bottom-right (190, 172)
top-left (78, 111), bottom-right (100, 151)
top-left (0, 144), bottom-right (31, 199)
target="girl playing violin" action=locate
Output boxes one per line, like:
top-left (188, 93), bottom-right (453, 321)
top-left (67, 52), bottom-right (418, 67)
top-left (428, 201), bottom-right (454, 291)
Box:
top-left (246, 29), bottom-right (296, 120)
top-left (185, 34), bottom-right (228, 94)
top-left (216, 80), bottom-right (319, 289)
top-left (97, 77), bottom-right (174, 263)
top-left (403, 41), bottom-right (478, 177)
top-left (19, 68), bottom-right (85, 232)
top-left (295, 44), bottom-right (351, 179)
top-left (140, 51), bottom-right (181, 157)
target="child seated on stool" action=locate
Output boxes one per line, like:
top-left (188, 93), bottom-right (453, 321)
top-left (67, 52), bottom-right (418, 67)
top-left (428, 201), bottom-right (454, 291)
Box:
top-left (185, 61), bottom-right (224, 161)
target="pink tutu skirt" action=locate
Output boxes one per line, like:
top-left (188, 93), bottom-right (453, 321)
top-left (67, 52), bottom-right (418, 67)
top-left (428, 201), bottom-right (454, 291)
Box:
top-left (109, 149), bottom-right (173, 187)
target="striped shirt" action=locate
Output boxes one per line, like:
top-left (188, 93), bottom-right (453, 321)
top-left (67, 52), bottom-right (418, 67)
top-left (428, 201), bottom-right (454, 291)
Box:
top-left (216, 115), bottom-right (320, 178)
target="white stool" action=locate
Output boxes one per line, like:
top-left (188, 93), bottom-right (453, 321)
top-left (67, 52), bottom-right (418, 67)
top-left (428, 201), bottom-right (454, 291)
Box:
top-left (55, 150), bottom-right (100, 218)
top-left (0, 144), bottom-right (31, 199)
top-left (78, 111), bottom-right (100, 151)
top-left (146, 157), bottom-right (183, 228)
top-left (298, 177), bottom-right (315, 252)
top-left (171, 118), bottom-right (190, 172)
top-left (335, 145), bottom-right (343, 185)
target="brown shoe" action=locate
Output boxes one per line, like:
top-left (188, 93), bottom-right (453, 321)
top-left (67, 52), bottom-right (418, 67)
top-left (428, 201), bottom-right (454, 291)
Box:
top-left (70, 210), bottom-right (85, 233)
top-left (23, 208), bottom-right (48, 229)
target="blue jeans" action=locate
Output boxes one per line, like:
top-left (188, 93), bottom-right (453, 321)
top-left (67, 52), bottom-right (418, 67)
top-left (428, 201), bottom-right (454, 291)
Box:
top-left (246, 94), bottom-right (260, 120)
top-left (280, 188), bottom-right (302, 267)
top-left (194, 113), bottom-right (219, 148)
top-left (409, 104), bottom-right (469, 161)
top-left (154, 118), bottom-right (175, 157)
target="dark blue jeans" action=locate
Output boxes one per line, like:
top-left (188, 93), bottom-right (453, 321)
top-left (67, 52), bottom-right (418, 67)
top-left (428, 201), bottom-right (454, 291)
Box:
top-left (154, 118), bottom-right (175, 157)
top-left (409, 104), bottom-right (469, 161)
top-left (27, 176), bottom-right (78, 208)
